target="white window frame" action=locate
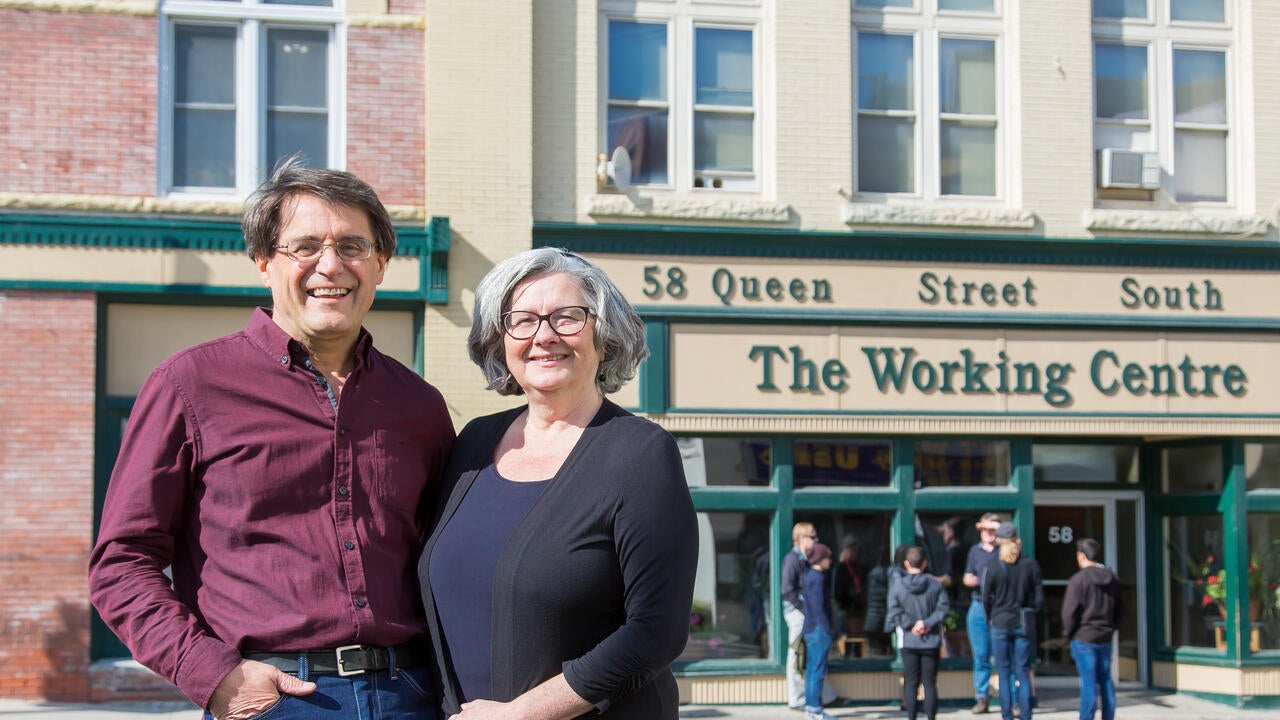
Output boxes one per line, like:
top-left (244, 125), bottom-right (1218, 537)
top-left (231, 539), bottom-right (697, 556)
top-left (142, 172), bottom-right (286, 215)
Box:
top-left (159, 0), bottom-right (346, 199)
top-left (852, 0), bottom-right (1009, 203)
top-left (1092, 0), bottom-right (1239, 207)
top-left (599, 0), bottom-right (768, 196)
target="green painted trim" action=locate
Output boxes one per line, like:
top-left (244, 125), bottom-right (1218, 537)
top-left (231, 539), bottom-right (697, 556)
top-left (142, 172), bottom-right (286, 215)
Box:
top-left (634, 305), bottom-right (1280, 332)
top-left (641, 320), bottom-right (668, 412)
top-left (1224, 441), bottom-right (1247, 660)
top-left (689, 489), bottom-right (779, 511)
top-left (533, 221), bottom-right (1280, 269)
top-left (914, 490), bottom-right (1020, 512)
top-left (673, 660), bottom-right (786, 675)
top-left (892, 439), bottom-right (915, 548)
top-left (1012, 441), bottom-right (1035, 557)
top-left (0, 212), bottom-right (451, 303)
top-left (1152, 496), bottom-right (1222, 514)
top-left (1180, 689), bottom-right (1280, 710)
top-left (1246, 495), bottom-right (1280, 512)
top-left (792, 488), bottom-right (901, 511)
top-left (772, 438), bottom-right (794, 668)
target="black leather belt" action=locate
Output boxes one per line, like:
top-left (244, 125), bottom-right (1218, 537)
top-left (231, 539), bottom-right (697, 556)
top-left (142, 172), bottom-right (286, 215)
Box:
top-left (246, 642), bottom-right (429, 677)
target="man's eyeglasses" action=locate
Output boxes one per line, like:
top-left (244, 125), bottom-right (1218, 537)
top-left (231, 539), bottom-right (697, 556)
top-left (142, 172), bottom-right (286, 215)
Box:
top-left (273, 238), bottom-right (375, 264)
top-left (501, 306), bottom-right (591, 340)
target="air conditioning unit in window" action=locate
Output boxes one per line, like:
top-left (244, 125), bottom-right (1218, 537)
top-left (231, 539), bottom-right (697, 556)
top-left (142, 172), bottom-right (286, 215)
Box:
top-left (1097, 148), bottom-right (1161, 190)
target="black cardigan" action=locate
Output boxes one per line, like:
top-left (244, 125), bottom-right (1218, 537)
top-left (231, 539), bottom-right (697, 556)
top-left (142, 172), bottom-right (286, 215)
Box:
top-left (417, 400), bottom-right (698, 719)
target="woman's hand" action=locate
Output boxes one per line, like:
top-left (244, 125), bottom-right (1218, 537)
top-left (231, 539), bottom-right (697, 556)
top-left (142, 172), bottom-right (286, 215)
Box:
top-left (449, 699), bottom-right (514, 720)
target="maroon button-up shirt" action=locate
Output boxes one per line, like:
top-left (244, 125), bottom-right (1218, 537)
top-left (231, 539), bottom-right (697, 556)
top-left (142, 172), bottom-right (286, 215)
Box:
top-left (89, 309), bottom-right (454, 709)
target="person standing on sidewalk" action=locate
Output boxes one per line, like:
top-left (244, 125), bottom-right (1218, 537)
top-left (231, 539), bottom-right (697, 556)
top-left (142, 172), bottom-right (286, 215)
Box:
top-left (887, 546), bottom-right (949, 720)
top-left (801, 543), bottom-right (838, 720)
top-left (1062, 538), bottom-right (1124, 720)
top-left (963, 512), bottom-right (1003, 713)
top-left (784, 522), bottom-right (837, 710)
top-left (983, 522), bottom-right (1044, 720)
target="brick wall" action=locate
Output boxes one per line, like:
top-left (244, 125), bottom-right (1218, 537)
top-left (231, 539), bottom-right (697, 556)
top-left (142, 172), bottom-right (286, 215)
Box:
top-left (347, 26), bottom-right (426, 206)
top-left (0, 290), bottom-right (97, 700)
top-left (0, 8), bottom-right (157, 197)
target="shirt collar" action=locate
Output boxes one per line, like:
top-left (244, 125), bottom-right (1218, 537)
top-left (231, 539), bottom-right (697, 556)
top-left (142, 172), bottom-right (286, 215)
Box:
top-left (244, 307), bottom-right (373, 370)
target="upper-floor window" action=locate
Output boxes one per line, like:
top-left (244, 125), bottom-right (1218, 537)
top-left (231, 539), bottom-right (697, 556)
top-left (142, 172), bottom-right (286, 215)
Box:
top-left (161, 0), bottom-right (342, 196)
top-left (1093, 0), bottom-right (1234, 203)
top-left (853, 0), bottom-right (1004, 200)
top-left (601, 0), bottom-right (763, 193)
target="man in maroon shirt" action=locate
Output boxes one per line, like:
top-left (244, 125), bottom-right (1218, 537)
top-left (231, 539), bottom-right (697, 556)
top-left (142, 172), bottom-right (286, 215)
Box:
top-left (89, 161), bottom-right (455, 720)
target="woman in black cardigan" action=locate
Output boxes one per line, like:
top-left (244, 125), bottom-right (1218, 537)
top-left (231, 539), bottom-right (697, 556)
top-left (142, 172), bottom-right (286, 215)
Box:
top-left (418, 248), bottom-right (698, 720)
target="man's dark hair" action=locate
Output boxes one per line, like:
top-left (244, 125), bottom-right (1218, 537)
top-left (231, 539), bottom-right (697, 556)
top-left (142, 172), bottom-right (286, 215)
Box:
top-left (242, 156), bottom-right (397, 261)
top-left (1077, 537), bottom-right (1102, 563)
top-left (905, 545), bottom-right (926, 570)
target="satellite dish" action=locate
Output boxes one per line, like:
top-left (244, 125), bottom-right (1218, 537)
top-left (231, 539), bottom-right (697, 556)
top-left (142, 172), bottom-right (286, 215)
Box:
top-left (597, 146), bottom-right (632, 191)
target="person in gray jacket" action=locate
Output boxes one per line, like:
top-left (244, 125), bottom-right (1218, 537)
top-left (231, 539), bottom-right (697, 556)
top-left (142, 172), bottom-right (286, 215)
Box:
top-left (886, 546), bottom-right (950, 720)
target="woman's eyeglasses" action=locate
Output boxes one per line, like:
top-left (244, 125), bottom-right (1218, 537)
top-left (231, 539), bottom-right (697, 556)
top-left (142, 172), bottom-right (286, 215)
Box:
top-left (501, 306), bottom-right (591, 340)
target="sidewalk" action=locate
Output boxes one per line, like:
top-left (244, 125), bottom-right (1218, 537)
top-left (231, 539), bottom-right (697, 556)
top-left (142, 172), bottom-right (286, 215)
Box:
top-left (0, 687), bottom-right (1268, 719)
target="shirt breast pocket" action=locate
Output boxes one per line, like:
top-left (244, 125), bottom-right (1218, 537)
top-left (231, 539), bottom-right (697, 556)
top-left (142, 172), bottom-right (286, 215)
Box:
top-left (371, 429), bottom-right (429, 504)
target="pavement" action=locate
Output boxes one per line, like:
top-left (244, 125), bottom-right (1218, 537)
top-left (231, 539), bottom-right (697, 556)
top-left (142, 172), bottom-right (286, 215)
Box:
top-left (0, 685), bottom-right (1270, 719)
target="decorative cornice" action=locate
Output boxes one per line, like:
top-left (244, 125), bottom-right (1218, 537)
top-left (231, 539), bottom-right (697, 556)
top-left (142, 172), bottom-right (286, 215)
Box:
top-left (0, 0), bottom-right (157, 15)
top-left (0, 192), bottom-right (426, 222)
top-left (634, 412), bottom-right (1280, 437)
top-left (586, 193), bottom-right (792, 223)
top-left (1084, 208), bottom-right (1270, 236)
top-left (843, 202), bottom-right (1037, 229)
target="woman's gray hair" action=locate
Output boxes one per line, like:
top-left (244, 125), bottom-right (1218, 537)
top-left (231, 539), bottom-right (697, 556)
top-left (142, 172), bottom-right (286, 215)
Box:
top-left (468, 247), bottom-right (649, 396)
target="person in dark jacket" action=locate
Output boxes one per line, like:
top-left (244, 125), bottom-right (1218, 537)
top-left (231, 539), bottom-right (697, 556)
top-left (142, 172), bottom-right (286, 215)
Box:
top-left (983, 523), bottom-right (1044, 720)
top-left (801, 543), bottom-right (837, 720)
top-left (1062, 538), bottom-right (1123, 720)
top-left (417, 248), bottom-right (698, 720)
top-left (886, 546), bottom-right (950, 720)
top-left (783, 522), bottom-right (837, 708)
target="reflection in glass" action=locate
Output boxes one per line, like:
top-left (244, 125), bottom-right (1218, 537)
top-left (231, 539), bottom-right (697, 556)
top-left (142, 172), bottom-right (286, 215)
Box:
top-left (607, 106), bottom-right (668, 185)
top-left (680, 512), bottom-right (771, 662)
top-left (1032, 444), bottom-right (1139, 484)
top-left (794, 512), bottom-right (895, 659)
top-left (914, 440), bottom-right (1010, 487)
top-left (940, 0), bottom-right (994, 10)
top-left (1161, 445), bottom-right (1222, 492)
top-left (609, 21), bottom-right (667, 101)
top-left (940, 38), bottom-right (995, 115)
top-left (694, 112), bottom-right (753, 173)
top-left (1093, 0), bottom-right (1148, 19)
top-left (679, 437), bottom-right (771, 486)
top-left (1165, 514), bottom-right (1223, 649)
top-left (1246, 514), bottom-right (1280, 651)
top-left (267, 28), bottom-right (328, 169)
top-left (1245, 443), bottom-right (1280, 490)
top-left (1171, 0), bottom-right (1225, 23)
top-left (174, 25), bottom-right (236, 188)
top-left (940, 120), bottom-right (995, 196)
top-left (1174, 128), bottom-right (1226, 202)
top-left (856, 0), bottom-right (912, 7)
top-left (858, 32), bottom-right (914, 111)
top-left (792, 439), bottom-right (893, 487)
top-left (695, 28), bottom-right (752, 106)
top-left (1174, 49), bottom-right (1226, 123)
top-left (858, 115), bottom-right (914, 193)
top-left (1095, 43), bottom-right (1148, 120)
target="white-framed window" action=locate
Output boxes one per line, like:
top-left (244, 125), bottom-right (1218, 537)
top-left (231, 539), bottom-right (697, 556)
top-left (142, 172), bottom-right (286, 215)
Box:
top-left (600, 0), bottom-right (764, 193)
top-left (160, 0), bottom-right (344, 197)
top-left (1093, 0), bottom-right (1235, 204)
top-left (853, 0), bottom-right (1005, 200)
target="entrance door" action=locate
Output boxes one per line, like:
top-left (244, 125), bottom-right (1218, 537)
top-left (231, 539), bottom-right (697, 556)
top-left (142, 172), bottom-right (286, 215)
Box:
top-left (1033, 493), bottom-right (1145, 684)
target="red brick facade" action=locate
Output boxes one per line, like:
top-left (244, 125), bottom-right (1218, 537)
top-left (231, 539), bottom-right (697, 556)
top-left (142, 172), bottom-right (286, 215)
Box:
top-left (347, 26), bottom-right (427, 206)
top-left (0, 9), bottom-right (157, 196)
top-left (0, 291), bottom-right (97, 700)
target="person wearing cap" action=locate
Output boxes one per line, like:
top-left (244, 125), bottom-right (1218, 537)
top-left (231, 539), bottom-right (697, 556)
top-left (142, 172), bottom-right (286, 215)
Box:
top-left (963, 512), bottom-right (1003, 713)
top-left (783, 523), bottom-right (838, 710)
top-left (983, 522), bottom-right (1045, 720)
top-left (886, 546), bottom-right (949, 720)
top-left (801, 543), bottom-right (837, 720)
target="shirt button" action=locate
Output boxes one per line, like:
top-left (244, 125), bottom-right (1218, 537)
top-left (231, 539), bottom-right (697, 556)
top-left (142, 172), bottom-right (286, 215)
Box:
top-left (279, 355), bottom-right (288, 364)
top-left (338, 485), bottom-right (349, 496)
top-left (355, 597), bottom-right (367, 608)
top-left (344, 540), bottom-right (355, 550)
top-left (338, 428), bottom-right (345, 436)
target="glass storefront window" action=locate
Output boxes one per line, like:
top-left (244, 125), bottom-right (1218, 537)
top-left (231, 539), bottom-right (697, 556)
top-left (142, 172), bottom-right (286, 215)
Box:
top-left (1161, 444), bottom-right (1222, 493)
top-left (794, 511), bottom-right (894, 659)
top-left (681, 512), bottom-right (772, 662)
top-left (793, 438), bottom-right (893, 487)
top-left (916, 512), bottom-right (986, 657)
top-left (914, 440), bottom-right (1010, 487)
top-left (1032, 443), bottom-right (1138, 484)
top-left (1247, 514), bottom-right (1280, 651)
top-left (1165, 514), bottom-right (1223, 649)
top-left (1245, 443), bottom-right (1280, 490)
top-left (678, 437), bottom-right (771, 486)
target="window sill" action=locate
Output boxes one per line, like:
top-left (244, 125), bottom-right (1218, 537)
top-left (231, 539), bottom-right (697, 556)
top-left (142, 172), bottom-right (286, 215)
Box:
top-left (842, 203), bottom-right (1036, 229)
top-left (1084, 208), bottom-right (1269, 236)
top-left (586, 193), bottom-right (792, 223)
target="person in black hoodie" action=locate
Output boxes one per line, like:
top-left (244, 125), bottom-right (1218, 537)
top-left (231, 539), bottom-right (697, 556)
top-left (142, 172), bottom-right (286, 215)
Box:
top-left (983, 523), bottom-right (1043, 720)
top-left (886, 546), bottom-right (949, 720)
top-left (1062, 538), bottom-right (1123, 720)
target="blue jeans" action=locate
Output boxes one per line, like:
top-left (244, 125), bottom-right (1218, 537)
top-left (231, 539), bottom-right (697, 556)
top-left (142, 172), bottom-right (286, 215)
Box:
top-left (202, 653), bottom-right (437, 720)
top-left (967, 601), bottom-right (992, 700)
top-left (803, 627), bottom-right (833, 713)
top-left (990, 626), bottom-right (1032, 720)
top-left (1071, 639), bottom-right (1115, 720)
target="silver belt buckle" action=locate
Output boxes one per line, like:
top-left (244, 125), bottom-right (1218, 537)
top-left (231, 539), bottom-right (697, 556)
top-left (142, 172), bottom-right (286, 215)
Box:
top-left (335, 644), bottom-right (366, 677)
